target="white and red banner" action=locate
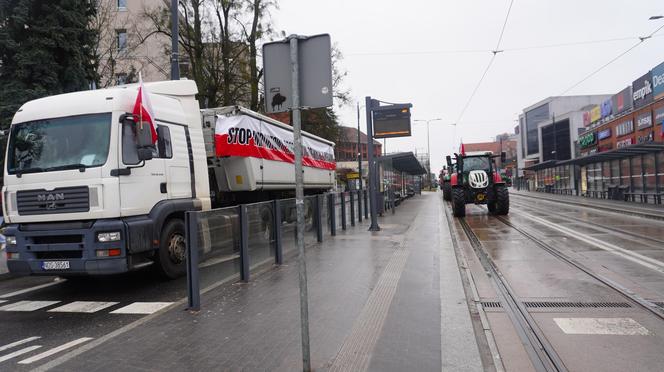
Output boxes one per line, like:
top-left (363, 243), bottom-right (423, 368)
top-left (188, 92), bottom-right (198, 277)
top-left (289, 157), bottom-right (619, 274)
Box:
top-left (215, 115), bottom-right (336, 170)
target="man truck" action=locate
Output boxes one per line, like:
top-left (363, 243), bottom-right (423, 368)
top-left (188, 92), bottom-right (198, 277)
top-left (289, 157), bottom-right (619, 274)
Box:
top-left (2, 80), bottom-right (335, 278)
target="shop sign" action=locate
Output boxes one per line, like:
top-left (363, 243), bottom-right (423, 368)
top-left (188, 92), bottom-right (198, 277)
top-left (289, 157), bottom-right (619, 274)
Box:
top-left (637, 131), bottom-right (654, 144)
top-left (632, 71), bottom-right (653, 109)
top-left (636, 111), bottom-right (652, 130)
top-left (588, 148), bottom-right (598, 154)
top-left (654, 106), bottom-right (664, 125)
top-left (583, 111), bottom-right (591, 126)
top-left (616, 120), bottom-right (633, 137)
top-left (579, 132), bottom-right (597, 148)
top-left (598, 144), bottom-right (612, 152)
top-left (590, 105), bottom-right (601, 123)
top-left (612, 86), bottom-right (633, 114)
top-left (597, 128), bottom-right (612, 140)
top-left (600, 99), bottom-right (613, 119)
top-left (616, 138), bottom-right (633, 148)
top-left (652, 61), bottom-right (664, 100)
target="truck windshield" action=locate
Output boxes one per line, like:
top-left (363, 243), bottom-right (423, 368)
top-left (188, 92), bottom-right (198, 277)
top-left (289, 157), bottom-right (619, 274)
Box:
top-left (463, 157), bottom-right (491, 172)
top-left (7, 113), bottom-right (112, 175)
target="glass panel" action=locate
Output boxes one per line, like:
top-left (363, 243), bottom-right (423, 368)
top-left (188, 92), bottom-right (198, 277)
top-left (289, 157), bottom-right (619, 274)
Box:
top-left (658, 152), bottom-right (664, 193)
top-left (632, 156), bottom-right (643, 192)
top-left (246, 202), bottom-right (275, 268)
top-left (644, 154), bottom-right (656, 193)
top-left (620, 158), bottom-right (630, 187)
top-left (602, 161), bottom-right (611, 191)
top-left (304, 196), bottom-right (316, 244)
top-left (611, 160), bottom-right (620, 185)
top-left (279, 198), bottom-right (297, 253)
top-left (195, 207), bottom-right (241, 267)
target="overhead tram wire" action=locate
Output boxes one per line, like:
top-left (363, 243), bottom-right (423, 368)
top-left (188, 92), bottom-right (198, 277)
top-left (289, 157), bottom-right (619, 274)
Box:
top-left (559, 23), bottom-right (664, 96)
top-left (455, 0), bottom-right (515, 125)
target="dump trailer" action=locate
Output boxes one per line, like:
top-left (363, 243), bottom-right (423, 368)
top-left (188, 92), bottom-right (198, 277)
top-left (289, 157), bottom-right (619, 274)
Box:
top-left (2, 80), bottom-right (335, 278)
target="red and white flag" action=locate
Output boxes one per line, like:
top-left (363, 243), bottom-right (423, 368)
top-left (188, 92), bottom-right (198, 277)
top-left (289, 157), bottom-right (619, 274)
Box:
top-left (132, 73), bottom-right (158, 144)
top-left (459, 142), bottom-right (465, 155)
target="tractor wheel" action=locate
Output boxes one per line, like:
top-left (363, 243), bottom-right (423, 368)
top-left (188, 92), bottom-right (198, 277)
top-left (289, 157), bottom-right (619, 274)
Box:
top-left (487, 201), bottom-right (496, 214)
top-left (452, 188), bottom-right (466, 217)
top-left (443, 183), bottom-right (451, 201)
top-left (495, 185), bottom-right (510, 215)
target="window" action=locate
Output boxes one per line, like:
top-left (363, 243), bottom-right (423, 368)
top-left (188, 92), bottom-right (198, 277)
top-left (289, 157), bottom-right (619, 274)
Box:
top-left (116, 29), bottom-right (127, 51)
top-left (631, 156), bottom-right (643, 192)
top-left (122, 122), bottom-right (172, 165)
top-left (116, 73), bottom-right (127, 85)
top-left (117, 0), bottom-right (127, 10)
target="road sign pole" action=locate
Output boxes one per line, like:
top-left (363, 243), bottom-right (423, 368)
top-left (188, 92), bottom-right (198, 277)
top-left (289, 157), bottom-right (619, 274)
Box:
top-left (290, 37), bottom-right (312, 372)
top-left (366, 97), bottom-right (381, 231)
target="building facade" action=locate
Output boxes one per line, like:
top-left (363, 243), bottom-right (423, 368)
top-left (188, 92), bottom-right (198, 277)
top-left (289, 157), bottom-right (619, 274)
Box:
top-left (524, 59), bottom-right (664, 202)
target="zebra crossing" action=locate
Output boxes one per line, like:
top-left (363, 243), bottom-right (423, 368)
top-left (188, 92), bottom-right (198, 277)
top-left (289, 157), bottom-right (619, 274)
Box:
top-left (0, 336), bottom-right (93, 365)
top-left (0, 300), bottom-right (173, 315)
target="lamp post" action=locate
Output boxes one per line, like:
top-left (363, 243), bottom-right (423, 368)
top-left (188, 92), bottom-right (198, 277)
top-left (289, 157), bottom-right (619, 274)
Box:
top-left (414, 118), bottom-right (443, 188)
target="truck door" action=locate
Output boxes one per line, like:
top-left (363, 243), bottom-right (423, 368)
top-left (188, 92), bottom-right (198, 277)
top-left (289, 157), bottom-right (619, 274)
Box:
top-left (162, 124), bottom-right (192, 198)
top-left (118, 121), bottom-right (169, 217)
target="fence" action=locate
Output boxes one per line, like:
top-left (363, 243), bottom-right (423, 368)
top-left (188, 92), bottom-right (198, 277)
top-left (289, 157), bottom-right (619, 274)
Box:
top-left (186, 189), bottom-right (387, 310)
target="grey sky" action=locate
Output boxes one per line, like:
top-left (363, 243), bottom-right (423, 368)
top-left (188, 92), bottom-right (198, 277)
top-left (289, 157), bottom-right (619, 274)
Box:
top-left (274, 0), bottom-right (664, 173)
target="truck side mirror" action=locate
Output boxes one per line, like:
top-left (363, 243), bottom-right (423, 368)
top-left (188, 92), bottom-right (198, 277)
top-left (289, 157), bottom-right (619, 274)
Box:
top-left (446, 155), bottom-right (452, 167)
top-left (500, 151), bottom-right (506, 163)
top-left (137, 147), bottom-right (154, 161)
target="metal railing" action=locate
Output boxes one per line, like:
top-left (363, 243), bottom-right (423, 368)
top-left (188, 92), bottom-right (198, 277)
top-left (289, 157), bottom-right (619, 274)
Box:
top-left (186, 189), bottom-right (390, 310)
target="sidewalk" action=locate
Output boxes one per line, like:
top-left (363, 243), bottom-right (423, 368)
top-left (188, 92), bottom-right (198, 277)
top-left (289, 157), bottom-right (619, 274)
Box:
top-left (511, 189), bottom-right (664, 218)
top-left (40, 192), bottom-right (483, 372)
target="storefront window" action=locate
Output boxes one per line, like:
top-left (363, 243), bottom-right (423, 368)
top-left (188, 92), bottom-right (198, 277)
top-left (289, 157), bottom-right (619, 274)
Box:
top-left (644, 154), bottom-right (656, 193)
top-left (620, 158), bottom-right (630, 188)
top-left (631, 156), bottom-right (643, 193)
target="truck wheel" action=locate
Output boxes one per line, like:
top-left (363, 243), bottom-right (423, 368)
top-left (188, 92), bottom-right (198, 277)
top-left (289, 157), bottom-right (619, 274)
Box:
top-left (156, 219), bottom-right (187, 279)
top-left (452, 188), bottom-right (466, 217)
top-left (495, 186), bottom-right (510, 215)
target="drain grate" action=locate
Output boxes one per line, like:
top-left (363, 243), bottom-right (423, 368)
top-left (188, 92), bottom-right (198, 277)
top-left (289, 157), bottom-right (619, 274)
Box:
top-left (479, 301), bottom-right (634, 310)
top-left (652, 301), bottom-right (664, 308)
top-left (524, 301), bottom-right (631, 309)
top-left (480, 301), bottom-right (502, 308)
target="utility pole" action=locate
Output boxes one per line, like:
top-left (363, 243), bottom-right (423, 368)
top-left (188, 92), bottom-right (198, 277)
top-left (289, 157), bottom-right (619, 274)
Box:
top-left (170, 0), bottom-right (180, 80)
top-left (366, 97), bottom-right (380, 231)
top-left (357, 102), bottom-right (363, 219)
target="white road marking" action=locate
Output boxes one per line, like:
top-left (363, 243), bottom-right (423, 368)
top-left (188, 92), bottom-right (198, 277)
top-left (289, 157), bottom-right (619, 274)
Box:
top-left (0, 337), bottom-right (41, 352)
top-left (0, 345), bottom-right (42, 363)
top-left (47, 301), bottom-right (119, 314)
top-left (0, 280), bottom-right (65, 299)
top-left (110, 302), bottom-right (173, 315)
top-left (519, 211), bottom-right (664, 274)
top-left (554, 317), bottom-right (650, 335)
top-left (0, 301), bottom-right (60, 312)
top-left (18, 337), bottom-right (93, 364)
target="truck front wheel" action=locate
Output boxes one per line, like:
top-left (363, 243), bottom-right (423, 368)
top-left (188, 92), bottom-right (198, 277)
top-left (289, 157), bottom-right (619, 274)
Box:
top-left (495, 185), bottom-right (510, 215)
top-left (156, 219), bottom-right (187, 279)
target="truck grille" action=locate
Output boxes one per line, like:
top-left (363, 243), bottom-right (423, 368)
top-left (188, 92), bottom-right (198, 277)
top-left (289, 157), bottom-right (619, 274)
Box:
top-left (17, 186), bottom-right (90, 215)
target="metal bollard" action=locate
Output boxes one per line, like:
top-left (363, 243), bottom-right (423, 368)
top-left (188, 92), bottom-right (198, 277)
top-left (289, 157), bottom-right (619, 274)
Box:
top-left (341, 192), bottom-right (347, 230)
top-left (239, 204), bottom-right (250, 282)
top-left (364, 189), bottom-right (369, 219)
top-left (350, 191), bottom-right (356, 226)
top-left (357, 190), bottom-right (362, 222)
top-left (329, 193), bottom-right (336, 236)
top-left (273, 199), bottom-right (283, 265)
top-left (316, 195), bottom-right (323, 242)
top-left (186, 211), bottom-right (200, 311)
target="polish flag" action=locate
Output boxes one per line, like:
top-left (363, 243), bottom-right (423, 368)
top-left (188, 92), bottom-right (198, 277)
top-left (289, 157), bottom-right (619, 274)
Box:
top-left (459, 143), bottom-right (465, 155)
top-left (132, 73), bottom-right (158, 144)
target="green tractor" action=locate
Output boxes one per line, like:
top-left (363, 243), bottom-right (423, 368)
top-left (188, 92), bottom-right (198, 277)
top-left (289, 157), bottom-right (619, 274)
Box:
top-left (446, 151), bottom-right (509, 217)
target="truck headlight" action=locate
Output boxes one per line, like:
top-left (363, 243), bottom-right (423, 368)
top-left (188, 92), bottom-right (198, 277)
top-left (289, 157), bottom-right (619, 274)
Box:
top-left (97, 232), bottom-right (121, 242)
top-left (5, 236), bottom-right (16, 246)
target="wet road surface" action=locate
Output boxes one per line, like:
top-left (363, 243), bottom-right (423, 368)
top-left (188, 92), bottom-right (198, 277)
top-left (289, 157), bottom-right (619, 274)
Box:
top-left (446, 192), bottom-right (664, 372)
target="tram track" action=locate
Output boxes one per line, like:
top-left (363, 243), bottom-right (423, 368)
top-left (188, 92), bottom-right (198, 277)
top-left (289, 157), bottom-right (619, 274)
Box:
top-left (446, 206), bottom-right (568, 372)
top-left (510, 198), bottom-right (664, 246)
top-left (446, 199), bottom-right (664, 372)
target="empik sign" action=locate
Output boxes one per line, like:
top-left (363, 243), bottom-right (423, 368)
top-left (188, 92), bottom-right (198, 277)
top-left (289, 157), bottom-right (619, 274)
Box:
top-left (632, 72), bottom-right (653, 109)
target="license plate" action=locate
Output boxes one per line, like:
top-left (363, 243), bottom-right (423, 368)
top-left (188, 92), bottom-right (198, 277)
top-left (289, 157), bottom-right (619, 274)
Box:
top-left (41, 261), bottom-right (70, 270)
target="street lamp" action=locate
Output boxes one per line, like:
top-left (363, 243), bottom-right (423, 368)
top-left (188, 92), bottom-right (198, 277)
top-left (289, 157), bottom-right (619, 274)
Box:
top-left (414, 118), bottom-right (443, 188)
